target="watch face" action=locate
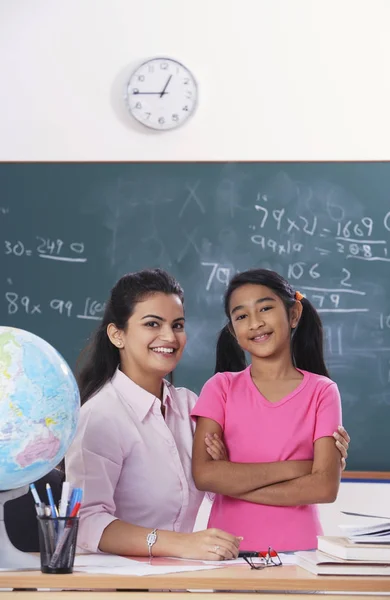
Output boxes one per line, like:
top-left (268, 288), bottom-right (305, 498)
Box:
top-left (147, 531), bottom-right (157, 545)
top-left (126, 58), bottom-right (198, 130)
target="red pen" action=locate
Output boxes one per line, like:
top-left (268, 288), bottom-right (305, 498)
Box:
top-left (68, 501), bottom-right (81, 519)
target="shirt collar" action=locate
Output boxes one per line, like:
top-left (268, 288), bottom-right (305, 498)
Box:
top-left (111, 368), bottom-right (181, 421)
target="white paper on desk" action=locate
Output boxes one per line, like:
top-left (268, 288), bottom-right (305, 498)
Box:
top-left (205, 552), bottom-right (297, 566)
top-left (76, 564), bottom-right (221, 576)
top-left (74, 554), bottom-right (140, 568)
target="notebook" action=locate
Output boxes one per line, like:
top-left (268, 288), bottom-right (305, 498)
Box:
top-left (296, 550), bottom-right (390, 576)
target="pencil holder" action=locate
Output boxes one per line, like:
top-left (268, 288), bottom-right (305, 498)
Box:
top-left (37, 516), bottom-right (79, 574)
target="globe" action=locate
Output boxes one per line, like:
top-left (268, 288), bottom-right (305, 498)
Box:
top-left (0, 326), bottom-right (80, 491)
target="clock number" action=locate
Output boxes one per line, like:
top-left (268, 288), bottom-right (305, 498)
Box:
top-left (160, 62), bottom-right (168, 70)
top-left (158, 117), bottom-right (165, 124)
top-left (172, 114), bottom-right (179, 122)
top-left (135, 102), bottom-right (142, 109)
top-left (183, 78), bottom-right (190, 85)
top-left (182, 105), bottom-right (189, 111)
top-left (132, 88), bottom-right (139, 95)
top-left (144, 112), bottom-right (151, 120)
top-left (138, 75), bottom-right (145, 82)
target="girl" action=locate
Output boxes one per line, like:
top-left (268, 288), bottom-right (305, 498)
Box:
top-left (66, 268), bottom-right (349, 559)
top-left (192, 268), bottom-right (347, 552)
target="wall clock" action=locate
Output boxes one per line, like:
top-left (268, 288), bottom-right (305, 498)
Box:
top-left (125, 57), bottom-right (198, 131)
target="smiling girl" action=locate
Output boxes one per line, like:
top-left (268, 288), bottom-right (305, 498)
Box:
top-left (192, 268), bottom-right (346, 552)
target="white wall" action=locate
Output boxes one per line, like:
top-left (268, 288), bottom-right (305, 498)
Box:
top-left (1, 0), bottom-right (390, 161)
top-left (1, 0), bottom-right (389, 531)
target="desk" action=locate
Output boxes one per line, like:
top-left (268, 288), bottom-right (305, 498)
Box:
top-left (0, 595), bottom-right (388, 600)
top-left (1, 565), bottom-right (390, 595)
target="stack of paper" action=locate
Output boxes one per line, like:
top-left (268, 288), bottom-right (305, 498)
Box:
top-left (339, 511), bottom-right (390, 544)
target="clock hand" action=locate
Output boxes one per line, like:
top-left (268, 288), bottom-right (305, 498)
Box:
top-left (159, 75), bottom-right (172, 98)
top-left (132, 91), bottom-right (170, 95)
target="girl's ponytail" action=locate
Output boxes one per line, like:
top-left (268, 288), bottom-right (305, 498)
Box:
top-left (291, 296), bottom-right (329, 378)
top-left (214, 324), bottom-right (247, 374)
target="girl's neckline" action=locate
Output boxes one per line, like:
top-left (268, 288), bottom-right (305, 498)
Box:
top-left (246, 365), bottom-right (309, 407)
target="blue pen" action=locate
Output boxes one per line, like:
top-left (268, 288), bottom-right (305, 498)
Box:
top-left (46, 483), bottom-right (58, 518)
top-left (29, 483), bottom-right (42, 505)
top-left (66, 488), bottom-right (77, 517)
top-left (66, 487), bottom-right (82, 516)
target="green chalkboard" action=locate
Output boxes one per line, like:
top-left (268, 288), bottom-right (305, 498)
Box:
top-left (1, 162), bottom-right (390, 471)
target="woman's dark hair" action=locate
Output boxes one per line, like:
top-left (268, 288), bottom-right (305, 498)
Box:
top-left (215, 268), bottom-right (329, 378)
top-left (77, 268), bottom-right (184, 405)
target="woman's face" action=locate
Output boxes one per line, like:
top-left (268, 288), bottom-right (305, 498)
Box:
top-left (109, 292), bottom-right (187, 378)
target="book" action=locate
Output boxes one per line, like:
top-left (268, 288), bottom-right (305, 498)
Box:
top-left (318, 536), bottom-right (390, 562)
top-left (296, 550), bottom-right (390, 576)
top-left (339, 512), bottom-right (390, 543)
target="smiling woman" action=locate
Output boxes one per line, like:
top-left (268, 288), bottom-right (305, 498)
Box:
top-left (65, 269), bottom-right (241, 561)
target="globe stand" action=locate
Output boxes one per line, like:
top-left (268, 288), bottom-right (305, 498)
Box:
top-left (0, 487), bottom-right (40, 569)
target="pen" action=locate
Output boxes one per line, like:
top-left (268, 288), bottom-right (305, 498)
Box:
top-left (29, 483), bottom-right (41, 505)
top-left (46, 483), bottom-right (58, 518)
top-left (59, 481), bottom-right (70, 517)
top-left (238, 550), bottom-right (278, 558)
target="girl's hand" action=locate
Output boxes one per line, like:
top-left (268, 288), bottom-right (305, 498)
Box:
top-left (205, 433), bottom-right (229, 461)
top-left (333, 425), bottom-right (350, 471)
top-left (179, 529), bottom-right (242, 560)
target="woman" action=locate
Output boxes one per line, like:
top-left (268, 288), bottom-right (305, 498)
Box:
top-left (66, 268), bottom-right (349, 559)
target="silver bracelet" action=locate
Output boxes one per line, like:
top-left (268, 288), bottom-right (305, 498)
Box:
top-left (146, 528), bottom-right (158, 558)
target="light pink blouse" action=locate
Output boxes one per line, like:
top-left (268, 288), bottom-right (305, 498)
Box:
top-left (66, 369), bottom-right (204, 552)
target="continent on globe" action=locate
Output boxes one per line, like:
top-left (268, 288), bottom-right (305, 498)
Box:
top-left (15, 429), bottom-right (61, 468)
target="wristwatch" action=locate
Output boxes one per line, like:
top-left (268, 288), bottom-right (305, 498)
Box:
top-left (146, 528), bottom-right (158, 558)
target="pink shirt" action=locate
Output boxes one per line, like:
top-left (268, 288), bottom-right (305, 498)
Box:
top-left (191, 367), bottom-right (342, 552)
top-left (66, 369), bottom-right (204, 553)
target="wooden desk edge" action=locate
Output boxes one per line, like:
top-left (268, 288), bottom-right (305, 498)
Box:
top-left (342, 471), bottom-right (390, 481)
top-left (1, 566), bottom-right (390, 592)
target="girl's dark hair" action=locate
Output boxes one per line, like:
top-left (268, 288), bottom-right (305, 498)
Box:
top-left (215, 268), bottom-right (329, 378)
top-left (77, 268), bottom-right (184, 405)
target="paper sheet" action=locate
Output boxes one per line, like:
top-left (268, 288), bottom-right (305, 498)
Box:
top-left (74, 553), bottom-right (222, 575)
top-left (73, 551), bottom-right (296, 575)
top-left (76, 564), bottom-right (221, 576)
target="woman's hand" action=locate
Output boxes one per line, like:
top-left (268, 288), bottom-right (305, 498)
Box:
top-left (178, 528), bottom-right (242, 560)
top-left (205, 433), bottom-right (228, 461)
top-left (333, 425), bottom-right (350, 471)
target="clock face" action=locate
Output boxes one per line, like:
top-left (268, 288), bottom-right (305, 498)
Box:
top-left (125, 58), bottom-right (198, 131)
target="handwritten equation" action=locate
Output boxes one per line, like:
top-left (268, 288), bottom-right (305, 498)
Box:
top-left (4, 237), bottom-right (87, 263)
top-left (4, 293), bottom-right (105, 320)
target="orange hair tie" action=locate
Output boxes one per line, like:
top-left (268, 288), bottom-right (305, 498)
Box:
top-left (295, 291), bottom-right (304, 301)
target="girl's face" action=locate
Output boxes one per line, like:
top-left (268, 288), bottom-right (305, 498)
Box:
top-left (108, 292), bottom-right (186, 378)
top-left (228, 284), bottom-right (301, 361)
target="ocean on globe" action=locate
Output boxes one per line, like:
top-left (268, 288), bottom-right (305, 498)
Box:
top-left (0, 326), bottom-right (79, 491)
